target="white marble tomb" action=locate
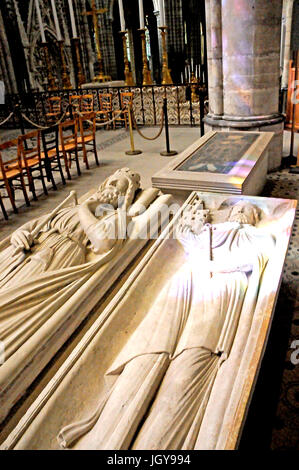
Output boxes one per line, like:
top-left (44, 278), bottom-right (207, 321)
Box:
top-left (1, 191), bottom-right (296, 450)
top-left (0, 168), bottom-right (173, 425)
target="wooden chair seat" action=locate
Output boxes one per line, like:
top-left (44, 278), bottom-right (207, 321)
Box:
top-left (58, 142), bottom-right (76, 152)
top-left (41, 124), bottom-right (66, 188)
top-left (0, 167), bottom-right (21, 179)
top-left (97, 93), bottom-right (113, 129)
top-left (77, 112), bottom-right (99, 168)
top-left (46, 97), bottom-right (62, 125)
top-left (4, 157), bottom-right (40, 171)
top-left (80, 111), bottom-right (92, 116)
top-left (96, 110), bottom-right (110, 116)
top-left (59, 119), bottom-right (80, 177)
top-left (18, 130), bottom-right (48, 200)
top-left (21, 157), bottom-right (40, 168)
top-left (96, 110), bottom-right (110, 126)
top-left (40, 148), bottom-right (57, 160)
top-left (81, 94), bottom-right (94, 114)
top-left (112, 109), bottom-right (129, 115)
top-left (0, 138), bottom-right (30, 214)
top-left (77, 135), bottom-right (93, 144)
top-left (113, 92), bottom-right (133, 129)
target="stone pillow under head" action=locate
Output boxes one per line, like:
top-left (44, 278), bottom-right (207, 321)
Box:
top-left (128, 188), bottom-right (160, 217)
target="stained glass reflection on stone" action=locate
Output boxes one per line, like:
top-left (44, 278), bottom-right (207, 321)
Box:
top-left (177, 133), bottom-right (260, 174)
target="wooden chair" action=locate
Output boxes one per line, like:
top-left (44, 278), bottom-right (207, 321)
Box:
top-left (286, 59), bottom-right (299, 131)
top-left (59, 119), bottom-right (81, 177)
top-left (67, 94), bottom-right (82, 118)
top-left (77, 112), bottom-right (99, 168)
top-left (41, 125), bottom-right (66, 188)
top-left (46, 96), bottom-right (62, 124)
top-left (18, 130), bottom-right (48, 200)
top-left (0, 138), bottom-right (30, 214)
top-left (113, 92), bottom-right (133, 129)
top-left (81, 94), bottom-right (94, 115)
top-left (97, 93), bottom-right (113, 129)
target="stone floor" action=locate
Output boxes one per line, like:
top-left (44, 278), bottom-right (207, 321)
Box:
top-left (0, 125), bottom-right (298, 449)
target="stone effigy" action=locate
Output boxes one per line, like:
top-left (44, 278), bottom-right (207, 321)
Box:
top-left (1, 192), bottom-right (296, 450)
top-left (0, 167), bottom-right (174, 425)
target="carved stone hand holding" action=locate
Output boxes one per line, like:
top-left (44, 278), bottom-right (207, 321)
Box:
top-left (10, 229), bottom-right (33, 251)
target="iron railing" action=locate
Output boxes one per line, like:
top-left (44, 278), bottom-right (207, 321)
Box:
top-left (0, 84), bottom-right (208, 133)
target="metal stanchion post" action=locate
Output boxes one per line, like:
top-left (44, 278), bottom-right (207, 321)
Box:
top-left (290, 50), bottom-right (299, 173)
top-left (15, 104), bottom-right (28, 149)
top-left (15, 104), bottom-right (24, 135)
top-left (199, 89), bottom-right (205, 137)
top-left (160, 96), bottom-right (177, 156)
top-left (125, 104), bottom-right (142, 155)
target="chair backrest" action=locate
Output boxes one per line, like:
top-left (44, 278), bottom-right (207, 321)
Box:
top-left (41, 125), bottom-right (59, 158)
top-left (120, 92), bottom-right (133, 109)
top-left (99, 93), bottom-right (112, 112)
top-left (81, 94), bottom-right (94, 113)
top-left (18, 130), bottom-right (41, 168)
top-left (0, 139), bottom-right (22, 178)
top-left (48, 96), bottom-right (61, 114)
top-left (78, 112), bottom-right (96, 139)
top-left (69, 95), bottom-right (82, 114)
top-left (59, 119), bottom-right (77, 151)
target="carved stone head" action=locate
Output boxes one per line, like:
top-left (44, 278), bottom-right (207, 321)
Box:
top-left (228, 201), bottom-right (260, 225)
top-left (96, 168), bottom-right (141, 209)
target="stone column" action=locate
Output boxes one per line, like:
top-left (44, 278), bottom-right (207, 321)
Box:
top-left (0, 8), bottom-right (16, 94)
top-left (282, 0), bottom-right (294, 89)
top-left (204, 0), bottom-right (284, 171)
top-left (205, 0), bottom-right (223, 117)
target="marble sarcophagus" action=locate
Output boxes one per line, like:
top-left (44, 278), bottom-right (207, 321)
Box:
top-left (0, 168), bottom-right (174, 426)
top-left (1, 191), bottom-right (296, 450)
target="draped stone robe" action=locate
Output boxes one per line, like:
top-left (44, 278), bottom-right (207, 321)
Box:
top-left (0, 206), bottom-right (126, 362)
top-left (57, 221), bottom-right (275, 450)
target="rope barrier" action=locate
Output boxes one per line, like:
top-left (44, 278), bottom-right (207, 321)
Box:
top-left (75, 107), bottom-right (127, 128)
top-left (5, 101), bottom-right (159, 135)
top-left (12, 104), bottom-right (126, 131)
top-left (131, 107), bottom-right (164, 141)
top-left (21, 106), bottom-right (71, 130)
top-left (0, 112), bottom-right (14, 127)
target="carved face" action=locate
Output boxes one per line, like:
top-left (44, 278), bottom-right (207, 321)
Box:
top-left (97, 176), bottom-right (129, 207)
top-left (228, 201), bottom-right (259, 225)
top-left (95, 169), bottom-right (141, 209)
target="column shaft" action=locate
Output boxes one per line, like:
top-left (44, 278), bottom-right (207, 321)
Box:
top-left (204, 0), bottom-right (284, 170)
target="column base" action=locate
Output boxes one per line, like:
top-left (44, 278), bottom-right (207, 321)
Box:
top-left (203, 114), bottom-right (285, 172)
